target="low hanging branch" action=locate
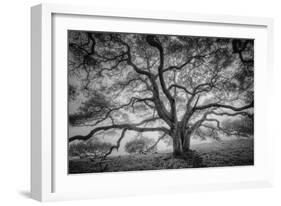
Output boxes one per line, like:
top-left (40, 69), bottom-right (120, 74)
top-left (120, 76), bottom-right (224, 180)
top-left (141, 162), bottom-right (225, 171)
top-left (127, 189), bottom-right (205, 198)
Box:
top-left (69, 122), bottom-right (170, 143)
top-left (103, 129), bottom-right (127, 157)
top-left (195, 101), bottom-right (254, 111)
top-left (201, 118), bottom-right (251, 137)
top-left (145, 133), bottom-right (167, 153)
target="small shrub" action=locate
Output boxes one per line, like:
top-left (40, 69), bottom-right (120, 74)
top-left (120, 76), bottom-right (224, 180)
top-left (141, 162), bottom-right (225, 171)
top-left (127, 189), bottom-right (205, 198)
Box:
top-left (125, 137), bottom-right (156, 154)
top-left (69, 140), bottom-right (113, 159)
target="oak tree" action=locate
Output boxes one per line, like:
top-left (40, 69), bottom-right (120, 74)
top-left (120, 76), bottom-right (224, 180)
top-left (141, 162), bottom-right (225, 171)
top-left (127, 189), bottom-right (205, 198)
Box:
top-left (68, 31), bottom-right (254, 157)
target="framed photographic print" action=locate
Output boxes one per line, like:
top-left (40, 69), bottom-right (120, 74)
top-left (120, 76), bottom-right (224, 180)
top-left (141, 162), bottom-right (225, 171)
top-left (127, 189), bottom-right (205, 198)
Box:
top-left (31, 3), bottom-right (274, 201)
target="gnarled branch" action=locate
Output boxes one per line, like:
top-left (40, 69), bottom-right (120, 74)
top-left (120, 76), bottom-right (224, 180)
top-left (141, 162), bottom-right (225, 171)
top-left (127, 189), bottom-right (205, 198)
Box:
top-left (69, 121), bottom-right (169, 142)
top-left (195, 101), bottom-right (254, 112)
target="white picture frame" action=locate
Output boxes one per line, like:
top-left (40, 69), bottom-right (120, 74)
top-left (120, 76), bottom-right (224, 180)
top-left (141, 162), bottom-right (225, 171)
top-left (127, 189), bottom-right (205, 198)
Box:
top-left (31, 3), bottom-right (274, 202)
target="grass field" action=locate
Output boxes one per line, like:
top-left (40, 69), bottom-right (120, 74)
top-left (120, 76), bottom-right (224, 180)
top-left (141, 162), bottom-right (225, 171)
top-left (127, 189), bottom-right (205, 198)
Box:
top-left (68, 138), bottom-right (254, 174)
top-left (192, 138), bottom-right (254, 167)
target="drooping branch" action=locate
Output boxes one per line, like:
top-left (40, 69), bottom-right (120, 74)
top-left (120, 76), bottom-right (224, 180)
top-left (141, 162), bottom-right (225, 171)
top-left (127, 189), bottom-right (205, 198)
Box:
top-left (145, 132), bottom-right (167, 152)
top-left (195, 101), bottom-right (254, 112)
top-left (201, 118), bottom-right (251, 137)
top-left (104, 129), bottom-right (127, 157)
top-left (188, 110), bottom-right (215, 134)
top-left (69, 120), bottom-right (170, 142)
top-left (189, 108), bottom-right (253, 134)
top-left (210, 111), bottom-right (253, 120)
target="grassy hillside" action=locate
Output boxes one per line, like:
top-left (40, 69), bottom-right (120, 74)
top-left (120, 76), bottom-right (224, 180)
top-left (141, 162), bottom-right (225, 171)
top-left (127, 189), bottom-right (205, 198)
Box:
top-left (69, 138), bottom-right (254, 174)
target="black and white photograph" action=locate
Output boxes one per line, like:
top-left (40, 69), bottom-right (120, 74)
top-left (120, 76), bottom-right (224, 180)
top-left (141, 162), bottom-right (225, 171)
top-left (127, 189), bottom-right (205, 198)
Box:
top-left (67, 30), bottom-right (254, 174)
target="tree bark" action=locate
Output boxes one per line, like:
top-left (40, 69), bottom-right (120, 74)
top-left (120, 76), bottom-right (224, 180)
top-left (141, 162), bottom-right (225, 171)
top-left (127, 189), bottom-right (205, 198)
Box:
top-left (173, 130), bottom-right (183, 157)
top-left (172, 126), bottom-right (191, 156)
top-left (182, 132), bottom-right (191, 152)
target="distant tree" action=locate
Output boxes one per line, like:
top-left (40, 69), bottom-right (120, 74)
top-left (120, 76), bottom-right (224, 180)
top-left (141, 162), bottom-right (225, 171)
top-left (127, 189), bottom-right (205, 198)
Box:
top-left (87, 140), bottom-right (114, 158)
top-left (222, 116), bottom-right (254, 137)
top-left (125, 136), bottom-right (157, 154)
top-left (69, 142), bottom-right (88, 158)
top-left (68, 31), bottom-right (254, 157)
top-left (69, 140), bottom-right (113, 159)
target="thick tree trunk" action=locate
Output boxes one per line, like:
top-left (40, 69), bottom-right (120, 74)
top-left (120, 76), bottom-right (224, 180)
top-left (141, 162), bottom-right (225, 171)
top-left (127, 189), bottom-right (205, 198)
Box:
top-left (183, 130), bottom-right (191, 152)
top-left (173, 131), bottom-right (183, 156)
top-left (172, 128), bottom-right (191, 156)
